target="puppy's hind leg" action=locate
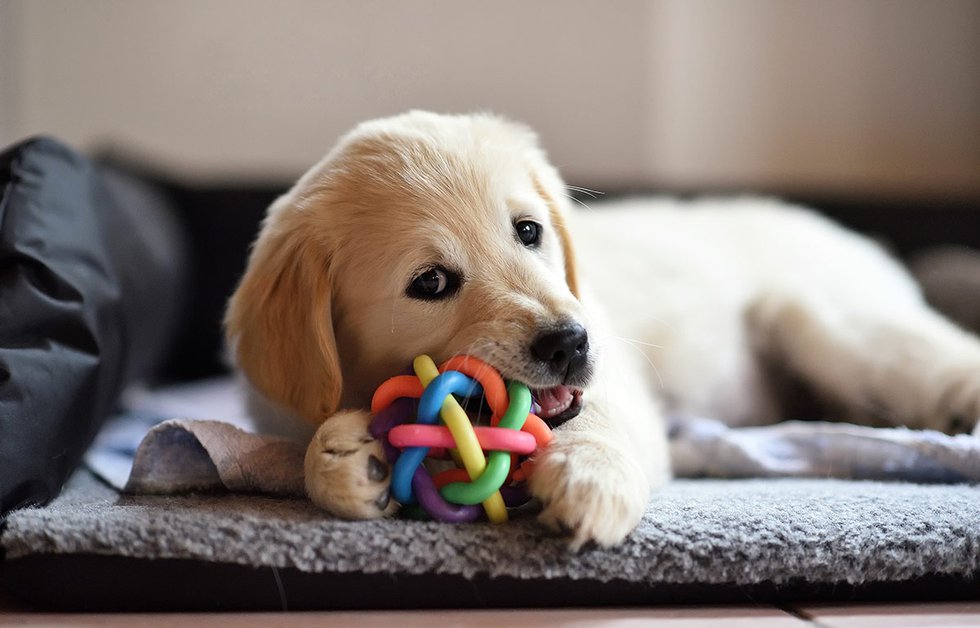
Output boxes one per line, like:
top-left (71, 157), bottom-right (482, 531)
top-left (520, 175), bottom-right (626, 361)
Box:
top-left (304, 410), bottom-right (397, 518)
top-left (750, 291), bottom-right (980, 435)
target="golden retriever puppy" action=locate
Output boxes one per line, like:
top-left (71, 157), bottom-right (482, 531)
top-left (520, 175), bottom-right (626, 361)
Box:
top-left (227, 111), bottom-right (980, 547)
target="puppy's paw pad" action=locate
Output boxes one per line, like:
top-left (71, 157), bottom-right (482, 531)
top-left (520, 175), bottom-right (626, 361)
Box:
top-left (304, 410), bottom-right (397, 519)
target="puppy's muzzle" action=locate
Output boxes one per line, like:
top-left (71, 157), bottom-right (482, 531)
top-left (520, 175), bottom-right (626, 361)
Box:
top-left (530, 322), bottom-right (590, 384)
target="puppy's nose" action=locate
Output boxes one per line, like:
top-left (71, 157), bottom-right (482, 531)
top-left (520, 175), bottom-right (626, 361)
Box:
top-left (531, 323), bottom-right (589, 380)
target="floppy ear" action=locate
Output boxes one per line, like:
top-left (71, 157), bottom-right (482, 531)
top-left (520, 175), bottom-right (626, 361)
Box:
top-left (532, 172), bottom-right (580, 299)
top-left (225, 200), bottom-right (342, 425)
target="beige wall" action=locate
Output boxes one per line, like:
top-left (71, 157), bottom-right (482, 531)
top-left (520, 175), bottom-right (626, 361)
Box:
top-left (646, 0), bottom-right (980, 196)
top-left (2, 0), bottom-right (978, 197)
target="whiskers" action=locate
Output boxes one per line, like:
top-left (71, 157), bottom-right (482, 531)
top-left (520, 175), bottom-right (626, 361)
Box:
top-left (562, 184), bottom-right (604, 211)
top-left (600, 333), bottom-right (666, 392)
top-left (611, 335), bottom-right (662, 350)
top-left (562, 192), bottom-right (593, 211)
top-left (566, 185), bottom-right (604, 199)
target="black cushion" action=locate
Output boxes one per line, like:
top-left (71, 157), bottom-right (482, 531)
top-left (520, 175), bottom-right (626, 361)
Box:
top-left (0, 137), bottom-right (188, 516)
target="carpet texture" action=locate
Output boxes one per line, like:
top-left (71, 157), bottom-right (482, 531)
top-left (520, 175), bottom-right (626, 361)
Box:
top-left (4, 470), bottom-right (979, 589)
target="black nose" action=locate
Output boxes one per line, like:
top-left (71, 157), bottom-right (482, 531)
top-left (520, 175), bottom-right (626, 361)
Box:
top-left (530, 323), bottom-right (589, 380)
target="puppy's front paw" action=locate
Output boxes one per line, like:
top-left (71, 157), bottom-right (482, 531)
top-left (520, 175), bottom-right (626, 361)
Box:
top-left (528, 432), bottom-right (650, 549)
top-left (304, 409), bottom-right (397, 519)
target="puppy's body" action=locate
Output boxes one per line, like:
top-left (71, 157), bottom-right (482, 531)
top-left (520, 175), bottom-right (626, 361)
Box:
top-left (573, 197), bottom-right (980, 432)
top-left (227, 111), bottom-right (980, 548)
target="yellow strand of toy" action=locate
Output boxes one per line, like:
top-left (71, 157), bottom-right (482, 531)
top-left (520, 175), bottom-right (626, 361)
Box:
top-left (413, 355), bottom-right (508, 523)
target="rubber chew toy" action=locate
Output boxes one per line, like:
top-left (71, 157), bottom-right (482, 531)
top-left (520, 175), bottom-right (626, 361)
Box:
top-left (369, 354), bottom-right (552, 523)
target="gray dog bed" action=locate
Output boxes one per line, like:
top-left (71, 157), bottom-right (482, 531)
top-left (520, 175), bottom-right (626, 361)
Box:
top-left (4, 467), bottom-right (979, 610)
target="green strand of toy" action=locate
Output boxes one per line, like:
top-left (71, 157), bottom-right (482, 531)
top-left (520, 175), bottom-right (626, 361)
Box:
top-left (439, 381), bottom-right (531, 505)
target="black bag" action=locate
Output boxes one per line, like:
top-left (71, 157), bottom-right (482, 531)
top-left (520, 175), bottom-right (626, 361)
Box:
top-left (0, 137), bottom-right (188, 516)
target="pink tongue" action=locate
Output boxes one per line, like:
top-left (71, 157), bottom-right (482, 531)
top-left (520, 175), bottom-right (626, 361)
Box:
top-left (535, 386), bottom-right (573, 417)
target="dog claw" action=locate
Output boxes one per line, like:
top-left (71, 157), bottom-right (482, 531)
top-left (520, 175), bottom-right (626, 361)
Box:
top-left (556, 519), bottom-right (575, 537)
top-left (368, 454), bottom-right (389, 481)
top-left (374, 489), bottom-right (390, 511)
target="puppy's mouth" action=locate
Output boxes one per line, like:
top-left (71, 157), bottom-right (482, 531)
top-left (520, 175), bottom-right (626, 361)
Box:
top-left (531, 385), bottom-right (583, 428)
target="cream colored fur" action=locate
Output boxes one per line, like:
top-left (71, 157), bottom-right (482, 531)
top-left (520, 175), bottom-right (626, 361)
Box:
top-left (226, 111), bottom-right (980, 548)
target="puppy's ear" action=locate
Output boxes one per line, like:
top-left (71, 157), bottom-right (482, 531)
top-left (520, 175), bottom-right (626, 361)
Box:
top-left (532, 172), bottom-right (580, 299)
top-left (225, 200), bottom-right (342, 425)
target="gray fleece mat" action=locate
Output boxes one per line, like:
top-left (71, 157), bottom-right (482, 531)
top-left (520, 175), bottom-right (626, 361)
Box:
top-left (4, 469), bottom-right (980, 588)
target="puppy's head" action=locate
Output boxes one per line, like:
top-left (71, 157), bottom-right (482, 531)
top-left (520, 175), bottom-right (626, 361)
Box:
top-left (226, 111), bottom-right (592, 426)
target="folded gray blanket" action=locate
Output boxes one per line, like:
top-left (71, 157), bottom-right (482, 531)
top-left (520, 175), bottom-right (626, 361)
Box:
top-left (83, 396), bottom-right (980, 497)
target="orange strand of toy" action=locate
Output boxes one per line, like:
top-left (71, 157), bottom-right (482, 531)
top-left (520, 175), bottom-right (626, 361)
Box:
top-left (370, 375), bottom-right (425, 414)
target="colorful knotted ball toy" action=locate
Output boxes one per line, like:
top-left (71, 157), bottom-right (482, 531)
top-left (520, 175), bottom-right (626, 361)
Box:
top-left (369, 354), bottom-right (552, 523)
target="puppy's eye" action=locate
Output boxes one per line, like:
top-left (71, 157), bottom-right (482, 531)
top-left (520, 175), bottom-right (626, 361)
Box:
top-left (515, 220), bottom-right (542, 247)
top-left (407, 266), bottom-right (460, 300)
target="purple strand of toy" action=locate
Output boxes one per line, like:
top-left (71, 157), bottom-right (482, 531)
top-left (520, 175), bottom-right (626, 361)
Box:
top-left (412, 468), bottom-right (482, 522)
